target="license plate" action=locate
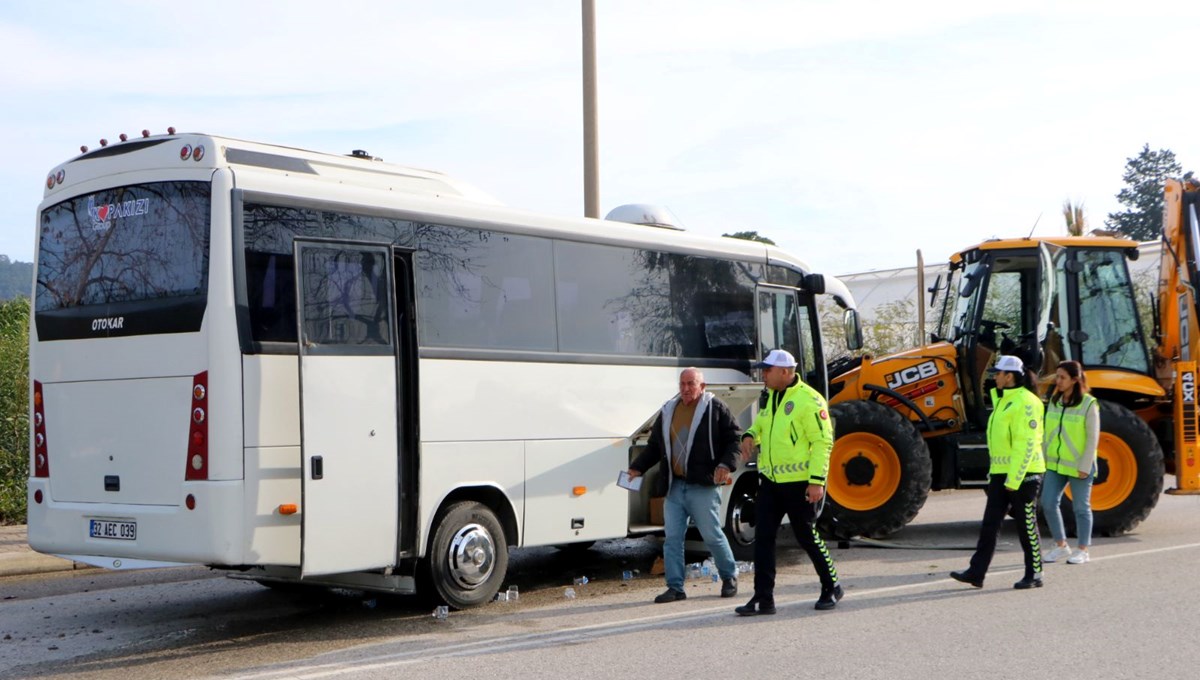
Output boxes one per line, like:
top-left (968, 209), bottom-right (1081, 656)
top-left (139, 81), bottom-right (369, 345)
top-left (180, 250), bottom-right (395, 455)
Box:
top-left (88, 519), bottom-right (137, 541)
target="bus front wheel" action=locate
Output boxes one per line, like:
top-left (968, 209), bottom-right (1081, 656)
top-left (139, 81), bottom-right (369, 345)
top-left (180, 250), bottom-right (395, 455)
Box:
top-left (425, 501), bottom-right (509, 609)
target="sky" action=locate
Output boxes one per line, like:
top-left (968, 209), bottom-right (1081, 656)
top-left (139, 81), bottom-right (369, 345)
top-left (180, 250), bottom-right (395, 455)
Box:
top-left (1, 0), bottom-right (1198, 276)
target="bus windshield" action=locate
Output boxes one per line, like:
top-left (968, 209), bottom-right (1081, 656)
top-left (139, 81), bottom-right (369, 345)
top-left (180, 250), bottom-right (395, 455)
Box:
top-left (35, 181), bottom-right (211, 339)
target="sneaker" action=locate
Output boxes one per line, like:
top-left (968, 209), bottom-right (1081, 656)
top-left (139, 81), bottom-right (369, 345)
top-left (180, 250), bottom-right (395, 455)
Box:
top-left (734, 596), bottom-right (776, 616)
top-left (1067, 550), bottom-right (1090, 564)
top-left (720, 577), bottom-right (738, 598)
top-left (654, 588), bottom-right (687, 603)
top-left (1013, 573), bottom-right (1044, 589)
top-left (1044, 545), bottom-right (1072, 563)
top-left (950, 570), bottom-right (984, 588)
top-left (815, 583), bottom-right (844, 611)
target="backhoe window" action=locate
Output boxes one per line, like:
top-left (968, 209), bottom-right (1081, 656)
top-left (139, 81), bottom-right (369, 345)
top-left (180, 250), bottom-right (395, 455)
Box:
top-left (1075, 250), bottom-right (1149, 373)
top-left (950, 261), bottom-right (988, 341)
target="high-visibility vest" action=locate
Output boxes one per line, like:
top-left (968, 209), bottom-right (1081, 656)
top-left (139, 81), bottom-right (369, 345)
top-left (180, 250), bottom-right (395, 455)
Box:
top-left (745, 377), bottom-right (833, 484)
top-left (1044, 393), bottom-right (1099, 476)
top-left (986, 385), bottom-right (1046, 489)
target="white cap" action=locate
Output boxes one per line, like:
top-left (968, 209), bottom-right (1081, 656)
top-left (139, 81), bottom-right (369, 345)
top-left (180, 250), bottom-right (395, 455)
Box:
top-left (755, 349), bottom-right (798, 369)
top-left (988, 355), bottom-right (1024, 373)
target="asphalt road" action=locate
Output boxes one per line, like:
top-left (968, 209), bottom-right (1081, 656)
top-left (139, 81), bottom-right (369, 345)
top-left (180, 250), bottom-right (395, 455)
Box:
top-left (3, 489), bottom-right (1200, 680)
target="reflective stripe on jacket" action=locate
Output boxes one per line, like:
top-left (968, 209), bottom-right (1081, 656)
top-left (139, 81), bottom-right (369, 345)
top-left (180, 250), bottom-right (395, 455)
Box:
top-left (745, 377), bottom-right (833, 484)
top-left (986, 385), bottom-right (1047, 490)
top-left (1044, 393), bottom-right (1099, 477)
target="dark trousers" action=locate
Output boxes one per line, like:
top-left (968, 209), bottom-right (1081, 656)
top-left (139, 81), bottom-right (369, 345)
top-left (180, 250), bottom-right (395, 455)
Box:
top-left (752, 477), bottom-right (839, 601)
top-left (967, 473), bottom-right (1044, 580)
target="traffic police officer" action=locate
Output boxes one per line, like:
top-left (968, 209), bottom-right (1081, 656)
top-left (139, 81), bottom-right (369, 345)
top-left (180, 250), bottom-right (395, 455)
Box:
top-left (952, 354), bottom-right (1047, 589)
top-left (736, 349), bottom-right (843, 615)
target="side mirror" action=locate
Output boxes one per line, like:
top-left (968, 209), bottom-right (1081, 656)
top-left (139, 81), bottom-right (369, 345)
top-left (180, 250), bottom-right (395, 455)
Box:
top-left (928, 273), bottom-right (942, 307)
top-left (802, 273), bottom-right (826, 295)
top-left (844, 309), bottom-right (864, 351)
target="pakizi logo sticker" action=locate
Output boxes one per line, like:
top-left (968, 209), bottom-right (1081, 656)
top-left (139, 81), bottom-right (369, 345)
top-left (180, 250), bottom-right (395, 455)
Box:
top-left (88, 195), bottom-right (150, 231)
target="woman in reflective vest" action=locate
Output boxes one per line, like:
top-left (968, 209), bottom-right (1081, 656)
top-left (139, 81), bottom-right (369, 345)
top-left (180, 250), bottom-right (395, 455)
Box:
top-left (951, 354), bottom-right (1047, 589)
top-left (1040, 360), bottom-right (1099, 565)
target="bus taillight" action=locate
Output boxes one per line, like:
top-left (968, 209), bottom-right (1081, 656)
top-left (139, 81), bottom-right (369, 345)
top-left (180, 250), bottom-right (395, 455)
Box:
top-left (185, 372), bottom-right (208, 481)
top-left (32, 381), bottom-right (49, 478)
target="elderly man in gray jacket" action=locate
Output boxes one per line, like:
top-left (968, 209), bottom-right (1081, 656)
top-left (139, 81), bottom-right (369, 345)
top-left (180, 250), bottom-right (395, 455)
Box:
top-left (628, 368), bottom-right (741, 603)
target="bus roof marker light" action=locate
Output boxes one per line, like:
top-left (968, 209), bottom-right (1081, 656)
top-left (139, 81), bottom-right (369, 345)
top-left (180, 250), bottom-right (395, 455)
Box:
top-left (141, 130), bottom-right (150, 138)
top-left (119, 133), bottom-right (128, 142)
top-left (80, 146), bottom-right (88, 153)
top-left (55, 170), bottom-right (65, 184)
top-left (167, 126), bottom-right (176, 134)
top-left (46, 175), bottom-right (55, 189)
top-left (179, 145), bottom-right (192, 161)
top-left (99, 138), bottom-right (108, 147)
top-left (192, 145), bottom-right (204, 161)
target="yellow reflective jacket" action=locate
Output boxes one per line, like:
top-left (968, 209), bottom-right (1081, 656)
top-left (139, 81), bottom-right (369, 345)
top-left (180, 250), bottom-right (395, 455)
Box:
top-left (1044, 394), bottom-right (1099, 477)
top-left (987, 385), bottom-right (1046, 490)
top-left (744, 377), bottom-right (833, 484)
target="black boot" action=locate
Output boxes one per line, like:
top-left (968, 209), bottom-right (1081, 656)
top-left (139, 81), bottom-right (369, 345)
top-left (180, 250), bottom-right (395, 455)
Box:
top-left (950, 570), bottom-right (984, 588)
top-left (735, 595), bottom-right (776, 616)
top-left (1013, 573), bottom-right (1043, 590)
top-left (720, 577), bottom-right (738, 598)
top-left (815, 583), bottom-right (844, 610)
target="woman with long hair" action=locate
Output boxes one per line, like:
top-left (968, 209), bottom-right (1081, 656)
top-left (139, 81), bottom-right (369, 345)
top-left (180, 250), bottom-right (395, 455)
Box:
top-left (1041, 360), bottom-right (1100, 564)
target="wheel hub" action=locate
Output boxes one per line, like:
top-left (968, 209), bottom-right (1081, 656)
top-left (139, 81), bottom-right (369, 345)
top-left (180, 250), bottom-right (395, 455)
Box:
top-left (448, 523), bottom-right (495, 590)
top-left (728, 493), bottom-right (755, 546)
top-left (843, 453), bottom-right (877, 486)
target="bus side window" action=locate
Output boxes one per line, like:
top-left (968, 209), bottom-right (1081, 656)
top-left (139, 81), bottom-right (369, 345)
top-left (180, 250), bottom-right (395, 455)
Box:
top-left (245, 250), bottom-right (296, 343)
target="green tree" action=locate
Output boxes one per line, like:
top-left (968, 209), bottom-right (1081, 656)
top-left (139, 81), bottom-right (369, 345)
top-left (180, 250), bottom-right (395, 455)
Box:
top-left (1106, 144), bottom-right (1195, 241)
top-left (819, 297), bottom-right (917, 362)
top-left (0, 255), bottom-right (35, 301)
top-left (722, 231), bottom-right (776, 246)
top-left (0, 296), bottom-right (30, 523)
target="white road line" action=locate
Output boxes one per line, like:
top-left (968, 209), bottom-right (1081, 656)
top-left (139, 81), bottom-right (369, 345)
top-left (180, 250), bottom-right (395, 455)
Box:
top-left (231, 540), bottom-right (1200, 679)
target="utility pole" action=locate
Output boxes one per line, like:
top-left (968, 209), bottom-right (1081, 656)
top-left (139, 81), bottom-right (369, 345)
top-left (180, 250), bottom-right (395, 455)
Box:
top-left (582, 0), bottom-right (599, 218)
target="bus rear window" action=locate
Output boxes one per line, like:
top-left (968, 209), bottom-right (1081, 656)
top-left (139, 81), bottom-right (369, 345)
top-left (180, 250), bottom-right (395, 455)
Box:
top-left (35, 181), bottom-right (211, 339)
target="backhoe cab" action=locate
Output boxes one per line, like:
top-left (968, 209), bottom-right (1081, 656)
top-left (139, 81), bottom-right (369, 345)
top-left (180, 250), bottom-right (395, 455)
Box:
top-left (824, 234), bottom-right (1167, 539)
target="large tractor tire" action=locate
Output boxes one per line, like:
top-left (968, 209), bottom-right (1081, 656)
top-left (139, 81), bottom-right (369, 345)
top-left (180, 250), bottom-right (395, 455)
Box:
top-left (1053, 400), bottom-right (1164, 537)
top-left (819, 400), bottom-right (932, 538)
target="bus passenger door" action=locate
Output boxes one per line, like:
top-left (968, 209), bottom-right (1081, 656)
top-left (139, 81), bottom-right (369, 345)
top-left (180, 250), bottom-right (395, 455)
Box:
top-left (294, 240), bottom-right (399, 577)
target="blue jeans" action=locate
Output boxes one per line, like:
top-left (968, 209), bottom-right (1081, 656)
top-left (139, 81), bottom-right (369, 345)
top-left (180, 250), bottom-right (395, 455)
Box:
top-left (662, 480), bottom-right (737, 591)
top-left (1041, 469), bottom-right (1093, 547)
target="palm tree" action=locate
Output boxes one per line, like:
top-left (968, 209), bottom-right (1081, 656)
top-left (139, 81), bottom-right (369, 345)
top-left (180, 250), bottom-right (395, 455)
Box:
top-left (1063, 200), bottom-right (1086, 236)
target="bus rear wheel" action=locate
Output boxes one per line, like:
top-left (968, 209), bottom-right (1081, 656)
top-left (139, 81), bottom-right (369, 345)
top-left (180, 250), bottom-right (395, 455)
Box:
top-left (820, 400), bottom-right (931, 538)
top-left (425, 501), bottom-right (509, 609)
top-left (1053, 400), bottom-right (1164, 537)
